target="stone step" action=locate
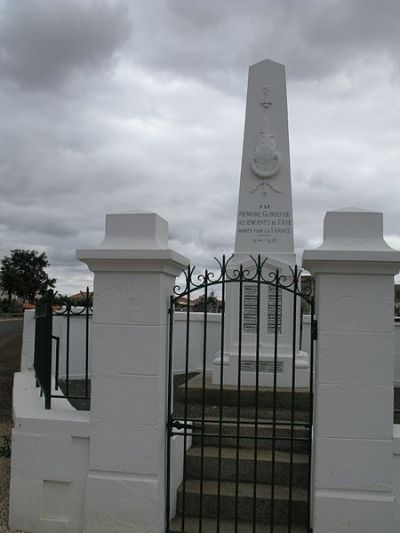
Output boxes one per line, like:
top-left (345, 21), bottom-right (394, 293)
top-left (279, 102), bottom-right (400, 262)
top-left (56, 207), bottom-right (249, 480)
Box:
top-left (189, 419), bottom-right (310, 453)
top-left (175, 373), bottom-right (311, 411)
top-left (185, 446), bottom-right (309, 487)
top-left (173, 402), bottom-right (310, 424)
top-left (177, 479), bottom-right (308, 524)
top-left (170, 515), bottom-right (308, 532)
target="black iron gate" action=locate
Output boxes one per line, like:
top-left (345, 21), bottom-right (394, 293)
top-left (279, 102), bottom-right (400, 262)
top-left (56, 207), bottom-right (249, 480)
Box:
top-left (166, 255), bottom-right (316, 532)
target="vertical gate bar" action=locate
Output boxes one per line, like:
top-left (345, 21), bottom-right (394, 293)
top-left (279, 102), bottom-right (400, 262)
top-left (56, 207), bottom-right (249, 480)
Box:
top-left (234, 264), bottom-right (244, 533)
top-left (299, 302), bottom-right (304, 351)
top-left (270, 269), bottom-right (280, 532)
top-left (44, 294), bottom-right (53, 409)
top-left (198, 271), bottom-right (209, 533)
top-left (53, 336), bottom-right (60, 390)
top-left (85, 287), bottom-right (90, 398)
top-left (252, 256), bottom-right (262, 531)
top-left (181, 267), bottom-right (191, 533)
top-left (65, 303), bottom-right (71, 397)
top-left (288, 266), bottom-right (298, 532)
top-left (166, 295), bottom-right (175, 533)
top-left (306, 296), bottom-right (315, 531)
top-left (216, 256), bottom-right (226, 532)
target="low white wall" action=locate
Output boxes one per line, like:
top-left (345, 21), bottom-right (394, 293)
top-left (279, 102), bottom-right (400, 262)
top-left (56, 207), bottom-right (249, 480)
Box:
top-left (21, 309), bottom-right (93, 380)
top-left (172, 312), bottom-right (221, 372)
top-left (22, 310), bottom-right (317, 378)
top-left (56, 313), bottom-right (92, 380)
top-left (9, 371), bottom-right (90, 533)
top-left (20, 310), bottom-right (35, 371)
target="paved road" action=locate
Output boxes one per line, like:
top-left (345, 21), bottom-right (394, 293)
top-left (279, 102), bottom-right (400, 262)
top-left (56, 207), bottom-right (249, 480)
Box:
top-left (0, 321), bottom-right (22, 339)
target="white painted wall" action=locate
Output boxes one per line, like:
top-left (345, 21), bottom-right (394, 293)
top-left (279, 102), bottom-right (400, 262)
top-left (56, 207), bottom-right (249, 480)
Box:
top-left (9, 371), bottom-right (90, 533)
top-left (20, 309), bottom-right (35, 371)
top-left (21, 310), bottom-right (316, 378)
top-left (56, 312), bottom-right (92, 380)
top-left (172, 312), bottom-right (221, 372)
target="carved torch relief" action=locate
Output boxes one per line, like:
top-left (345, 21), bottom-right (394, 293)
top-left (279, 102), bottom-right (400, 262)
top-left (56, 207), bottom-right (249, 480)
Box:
top-left (250, 86), bottom-right (282, 196)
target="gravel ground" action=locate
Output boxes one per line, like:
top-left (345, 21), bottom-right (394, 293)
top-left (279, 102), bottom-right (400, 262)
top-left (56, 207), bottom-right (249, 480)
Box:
top-left (0, 334), bottom-right (25, 533)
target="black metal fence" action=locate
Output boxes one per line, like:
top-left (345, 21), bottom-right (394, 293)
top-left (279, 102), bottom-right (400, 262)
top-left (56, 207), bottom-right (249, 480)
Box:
top-left (34, 288), bottom-right (92, 409)
top-left (166, 255), bottom-right (316, 532)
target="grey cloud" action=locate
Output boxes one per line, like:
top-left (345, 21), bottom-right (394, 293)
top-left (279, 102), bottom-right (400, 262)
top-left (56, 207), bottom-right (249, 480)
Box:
top-left (0, 0), bottom-right (132, 89)
top-left (1, 0), bottom-right (400, 293)
top-left (0, 203), bottom-right (79, 238)
top-left (126, 0), bottom-right (400, 88)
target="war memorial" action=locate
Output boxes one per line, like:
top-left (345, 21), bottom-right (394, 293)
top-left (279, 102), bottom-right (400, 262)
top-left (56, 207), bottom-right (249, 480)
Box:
top-left (7, 59), bottom-right (400, 533)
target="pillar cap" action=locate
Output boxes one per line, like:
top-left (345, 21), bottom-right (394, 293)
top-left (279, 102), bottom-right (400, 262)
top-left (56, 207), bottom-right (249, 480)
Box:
top-left (303, 208), bottom-right (400, 274)
top-left (99, 212), bottom-right (168, 250)
top-left (76, 212), bottom-right (188, 275)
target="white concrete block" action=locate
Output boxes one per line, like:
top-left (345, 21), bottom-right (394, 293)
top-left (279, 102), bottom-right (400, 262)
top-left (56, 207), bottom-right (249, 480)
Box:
top-left (84, 472), bottom-right (164, 532)
top-left (358, 277), bottom-right (395, 332)
top-left (318, 332), bottom-right (394, 385)
top-left (318, 276), bottom-right (394, 333)
top-left (12, 433), bottom-right (89, 482)
top-left (313, 489), bottom-right (395, 533)
top-left (315, 438), bottom-right (393, 492)
top-left (90, 374), bottom-right (165, 425)
top-left (21, 310), bottom-right (35, 371)
top-left (89, 421), bottom-right (164, 475)
top-left (99, 212), bottom-right (168, 250)
top-left (38, 518), bottom-right (70, 533)
top-left (42, 480), bottom-right (71, 521)
top-left (318, 277), bottom-right (358, 332)
top-left (393, 435), bottom-right (400, 527)
top-left (316, 384), bottom-right (393, 439)
top-left (91, 324), bottom-right (167, 377)
top-left (9, 478), bottom-right (43, 531)
top-left (92, 272), bottom-right (171, 326)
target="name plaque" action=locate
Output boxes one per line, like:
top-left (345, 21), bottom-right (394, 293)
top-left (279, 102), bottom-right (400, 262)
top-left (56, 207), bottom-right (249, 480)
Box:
top-left (242, 284), bottom-right (282, 335)
top-left (267, 285), bottom-right (282, 334)
top-left (243, 285), bottom-right (258, 334)
top-left (240, 360), bottom-right (284, 374)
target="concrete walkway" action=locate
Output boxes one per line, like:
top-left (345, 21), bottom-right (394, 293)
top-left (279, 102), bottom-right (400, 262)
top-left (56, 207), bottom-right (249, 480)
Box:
top-left (0, 333), bottom-right (24, 533)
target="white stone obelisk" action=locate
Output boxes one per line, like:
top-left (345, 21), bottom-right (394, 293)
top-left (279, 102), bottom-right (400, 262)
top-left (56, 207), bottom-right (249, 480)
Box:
top-left (212, 58), bottom-right (309, 387)
top-left (234, 59), bottom-right (295, 262)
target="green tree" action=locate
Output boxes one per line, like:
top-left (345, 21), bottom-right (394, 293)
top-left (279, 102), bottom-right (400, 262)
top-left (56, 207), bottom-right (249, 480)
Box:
top-left (195, 290), bottom-right (219, 312)
top-left (0, 250), bottom-right (56, 304)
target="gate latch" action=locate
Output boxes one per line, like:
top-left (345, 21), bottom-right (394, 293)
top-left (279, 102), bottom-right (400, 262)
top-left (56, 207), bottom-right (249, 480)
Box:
top-left (312, 319), bottom-right (318, 341)
top-left (168, 419), bottom-right (203, 432)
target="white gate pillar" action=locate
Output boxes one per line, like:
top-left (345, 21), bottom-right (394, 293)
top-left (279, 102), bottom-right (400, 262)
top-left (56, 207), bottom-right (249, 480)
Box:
top-left (77, 212), bottom-right (187, 533)
top-left (303, 208), bottom-right (400, 533)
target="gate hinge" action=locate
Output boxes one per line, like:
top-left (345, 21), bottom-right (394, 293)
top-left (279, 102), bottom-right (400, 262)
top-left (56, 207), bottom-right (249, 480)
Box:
top-left (312, 319), bottom-right (318, 341)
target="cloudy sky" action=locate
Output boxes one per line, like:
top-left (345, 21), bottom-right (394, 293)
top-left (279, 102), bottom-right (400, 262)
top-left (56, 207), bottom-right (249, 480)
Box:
top-left (1, 0), bottom-right (400, 293)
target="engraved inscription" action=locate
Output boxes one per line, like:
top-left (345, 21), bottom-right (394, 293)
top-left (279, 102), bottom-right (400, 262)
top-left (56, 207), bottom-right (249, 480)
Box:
top-left (267, 285), bottom-right (282, 334)
top-left (236, 205), bottom-right (292, 247)
top-left (243, 285), bottom-right (258, 334)
top-left (240, 360), bottom-right (284, 374)
top-left (242, 283), bottom-right (282, 335)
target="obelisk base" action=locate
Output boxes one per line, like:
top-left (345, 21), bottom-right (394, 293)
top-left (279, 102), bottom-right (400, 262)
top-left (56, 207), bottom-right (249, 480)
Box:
top-left (212, 349), bottom-right (309, 388)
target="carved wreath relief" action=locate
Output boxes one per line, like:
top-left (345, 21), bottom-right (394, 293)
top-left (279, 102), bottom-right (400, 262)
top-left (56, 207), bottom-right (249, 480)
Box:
top-left (250, 86), bottom-right (282, 196)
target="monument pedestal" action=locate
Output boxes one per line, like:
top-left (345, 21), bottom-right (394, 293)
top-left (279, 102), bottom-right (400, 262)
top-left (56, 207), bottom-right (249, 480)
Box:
top-left (212, 351), bottom-right (309, 388)
top-left (211, 254), bottom-right (310, 388)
